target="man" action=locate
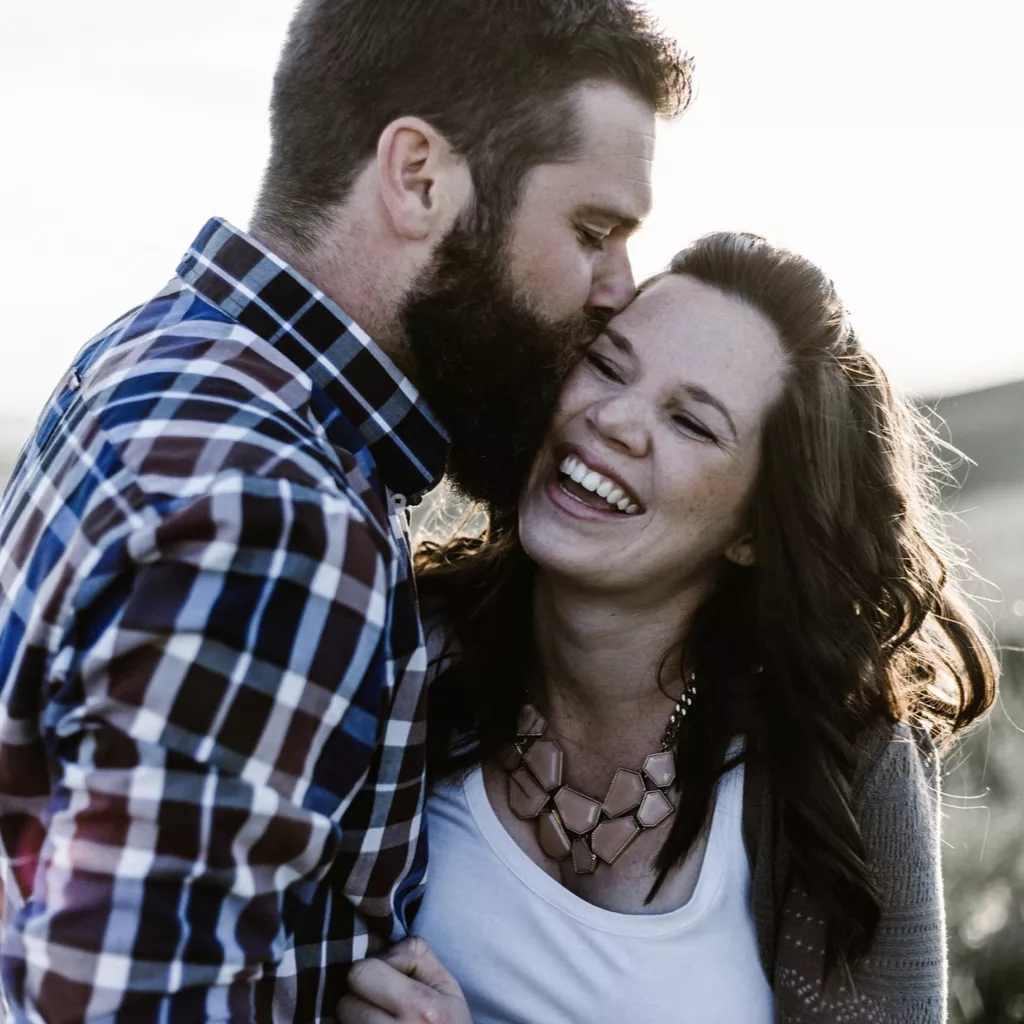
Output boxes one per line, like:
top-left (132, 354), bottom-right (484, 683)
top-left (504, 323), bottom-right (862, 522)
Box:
top-left (0, 1), bottom-right (689, 1019)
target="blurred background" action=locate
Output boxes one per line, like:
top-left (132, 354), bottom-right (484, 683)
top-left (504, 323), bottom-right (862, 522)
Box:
top-left (929, 383), bottom-right (1024, 1022)
top-left (1, 0), bottom-right (1022, 1018)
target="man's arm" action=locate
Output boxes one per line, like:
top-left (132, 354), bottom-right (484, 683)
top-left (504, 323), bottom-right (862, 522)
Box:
top-left (14, 472), bottom-right (390, 1022)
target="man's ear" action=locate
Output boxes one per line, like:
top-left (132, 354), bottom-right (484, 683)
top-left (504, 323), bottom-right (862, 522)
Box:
top-left (376, 117), bottom-right (471, 242)
top-left (724, 533), bottom-right (756, 568)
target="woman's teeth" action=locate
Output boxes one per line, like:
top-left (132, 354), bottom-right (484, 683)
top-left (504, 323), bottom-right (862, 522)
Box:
top-left (559, 455), bottom-right (640, 515)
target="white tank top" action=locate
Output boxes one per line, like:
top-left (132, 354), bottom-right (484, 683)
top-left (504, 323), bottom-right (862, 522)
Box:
top-left (413, 759), bottom-right (774, 1024)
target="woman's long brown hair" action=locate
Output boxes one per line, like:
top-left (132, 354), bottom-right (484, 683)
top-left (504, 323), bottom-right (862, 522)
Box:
top-left (416, 232), bottom-right (998, 970)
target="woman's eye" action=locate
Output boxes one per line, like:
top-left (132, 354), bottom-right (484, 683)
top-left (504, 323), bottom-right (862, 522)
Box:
top-left (586, 352), bottom-right (624, 382)
top-left (672, 413), bottom-right (717, 443)
top-left (576, 226), bottom-right (608, 251)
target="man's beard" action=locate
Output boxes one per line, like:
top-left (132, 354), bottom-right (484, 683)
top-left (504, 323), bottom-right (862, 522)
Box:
top-left (401, 216), bottom-right (606, 517)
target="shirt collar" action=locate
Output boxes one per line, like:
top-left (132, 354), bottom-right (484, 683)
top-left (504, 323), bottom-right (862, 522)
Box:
top-left (177, 217), bottom-right (449, 501)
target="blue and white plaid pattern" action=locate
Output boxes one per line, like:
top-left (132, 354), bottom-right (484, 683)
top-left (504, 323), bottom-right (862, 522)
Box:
top-left (0, 219), bottom-right (448, 1022)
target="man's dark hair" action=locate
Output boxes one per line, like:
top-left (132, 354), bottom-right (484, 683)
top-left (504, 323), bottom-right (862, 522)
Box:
top-left (253, 0), bottom-right (691, 250)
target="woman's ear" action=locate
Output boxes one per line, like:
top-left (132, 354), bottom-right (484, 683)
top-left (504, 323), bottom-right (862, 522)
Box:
top-left (375, 116), bottom-right (471, 243)
top-left (724, 534), bottom-right (756, 568)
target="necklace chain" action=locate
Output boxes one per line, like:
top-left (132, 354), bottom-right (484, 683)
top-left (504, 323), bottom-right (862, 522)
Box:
top-left (501, 673), bottom-right (698, 875)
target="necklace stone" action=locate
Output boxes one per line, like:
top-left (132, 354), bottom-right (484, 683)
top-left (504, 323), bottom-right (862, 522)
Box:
top-left (501, 678), bottom-right (696, 875)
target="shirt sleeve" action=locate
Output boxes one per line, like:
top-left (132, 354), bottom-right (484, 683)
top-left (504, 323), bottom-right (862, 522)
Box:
top-left (14, 472), bottom-right (390, 1022)
top-left (771, 722), bottom-right (947, 1024)
top-left (845, 722), bottom-right (947, 1022)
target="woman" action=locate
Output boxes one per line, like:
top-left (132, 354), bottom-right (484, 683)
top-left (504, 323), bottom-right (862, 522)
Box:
top-left (341, 233), bottom-right (997, 1023)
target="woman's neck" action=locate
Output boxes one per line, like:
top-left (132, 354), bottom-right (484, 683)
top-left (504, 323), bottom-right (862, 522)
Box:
top-left (530, 573), bottom-right (708, 749)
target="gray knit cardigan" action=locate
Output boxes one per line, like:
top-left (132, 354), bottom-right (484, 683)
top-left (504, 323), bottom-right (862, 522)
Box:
top-left (742, 721), bottom-right (945, 1023)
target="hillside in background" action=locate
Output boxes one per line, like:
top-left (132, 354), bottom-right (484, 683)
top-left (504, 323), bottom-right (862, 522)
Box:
top-left (931, 380), bottom-right (1024, 494)
top-left (928, 380), bottom-right (1024, 641)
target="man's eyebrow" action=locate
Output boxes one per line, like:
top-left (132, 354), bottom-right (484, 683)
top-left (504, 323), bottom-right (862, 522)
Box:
top-left (603, 327), bottom-right (738, 442)
top-left (577, 204), bottom-right (643, 233)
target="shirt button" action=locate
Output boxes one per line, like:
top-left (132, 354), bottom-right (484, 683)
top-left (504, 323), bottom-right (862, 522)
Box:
top-left (67, 370), bottom-right (82, 392)
top-left (392, 494), bottom-right (407, 513)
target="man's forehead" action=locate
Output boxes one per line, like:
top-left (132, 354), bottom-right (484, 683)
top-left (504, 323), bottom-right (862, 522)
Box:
top-left (572, 154), bottom-right (654, 223)
top-left (570, 88), bottom-right (656, 212)
top-left (573, 84), bottom-right (656, 149)
top-left (622, 127), bottom-right (657, 161)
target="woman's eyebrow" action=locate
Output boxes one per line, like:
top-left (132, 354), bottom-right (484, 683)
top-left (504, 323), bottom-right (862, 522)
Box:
top-left (603, 326), bottom-right (635, 355)
top-left (684, 384), bottom-right (738, 443)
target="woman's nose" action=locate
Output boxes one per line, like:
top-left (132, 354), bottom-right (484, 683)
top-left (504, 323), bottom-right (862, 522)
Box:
top-left (586, 395), bottom-right (650, 457)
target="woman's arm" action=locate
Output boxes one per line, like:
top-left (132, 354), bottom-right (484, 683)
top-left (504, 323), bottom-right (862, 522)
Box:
top-left (774, 722), bottom-right (947, 1023)
top-left (845, 722), bottom-right (946, 1020)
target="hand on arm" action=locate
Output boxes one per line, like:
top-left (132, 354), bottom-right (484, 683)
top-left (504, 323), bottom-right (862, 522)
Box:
top-left (339, 938), bottom-right (472, 1024)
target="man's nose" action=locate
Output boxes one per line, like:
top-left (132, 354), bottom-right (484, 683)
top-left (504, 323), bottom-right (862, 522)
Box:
top-left (589, 245), bottom-right (637, 315)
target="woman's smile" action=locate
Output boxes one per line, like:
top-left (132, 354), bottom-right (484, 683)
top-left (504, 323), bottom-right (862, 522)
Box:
top-left (543, 444), bottom-right (646, 523)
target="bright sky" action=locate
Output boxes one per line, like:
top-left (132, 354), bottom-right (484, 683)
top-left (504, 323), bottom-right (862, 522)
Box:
top-left (1, 0), bottom-right (1021, 424)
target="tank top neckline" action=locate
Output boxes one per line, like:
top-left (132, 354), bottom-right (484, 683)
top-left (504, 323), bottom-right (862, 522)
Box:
top-left (457, 760), bottom-right (742, 937)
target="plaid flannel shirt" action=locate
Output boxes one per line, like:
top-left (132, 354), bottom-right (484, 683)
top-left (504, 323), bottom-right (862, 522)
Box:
top-left (0, 219), bottom-right (449, 1022)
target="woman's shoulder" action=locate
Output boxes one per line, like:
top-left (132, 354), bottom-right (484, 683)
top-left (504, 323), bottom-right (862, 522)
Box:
top-left (849, 717), bottom-right (941, 810)
top-left (847, 717), bottom-right (945, 930)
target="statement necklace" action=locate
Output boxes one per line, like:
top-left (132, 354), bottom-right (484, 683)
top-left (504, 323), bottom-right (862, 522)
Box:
top-left (500, 675), bottom-right (697, 875)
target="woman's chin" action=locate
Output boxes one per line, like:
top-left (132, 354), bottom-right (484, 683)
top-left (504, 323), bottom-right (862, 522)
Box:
top-left (519, 501), bottom-right (621, 588)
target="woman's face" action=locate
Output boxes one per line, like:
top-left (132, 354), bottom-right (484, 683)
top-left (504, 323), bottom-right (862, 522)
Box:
top-left (518, 273), bottom-right (788, 605)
